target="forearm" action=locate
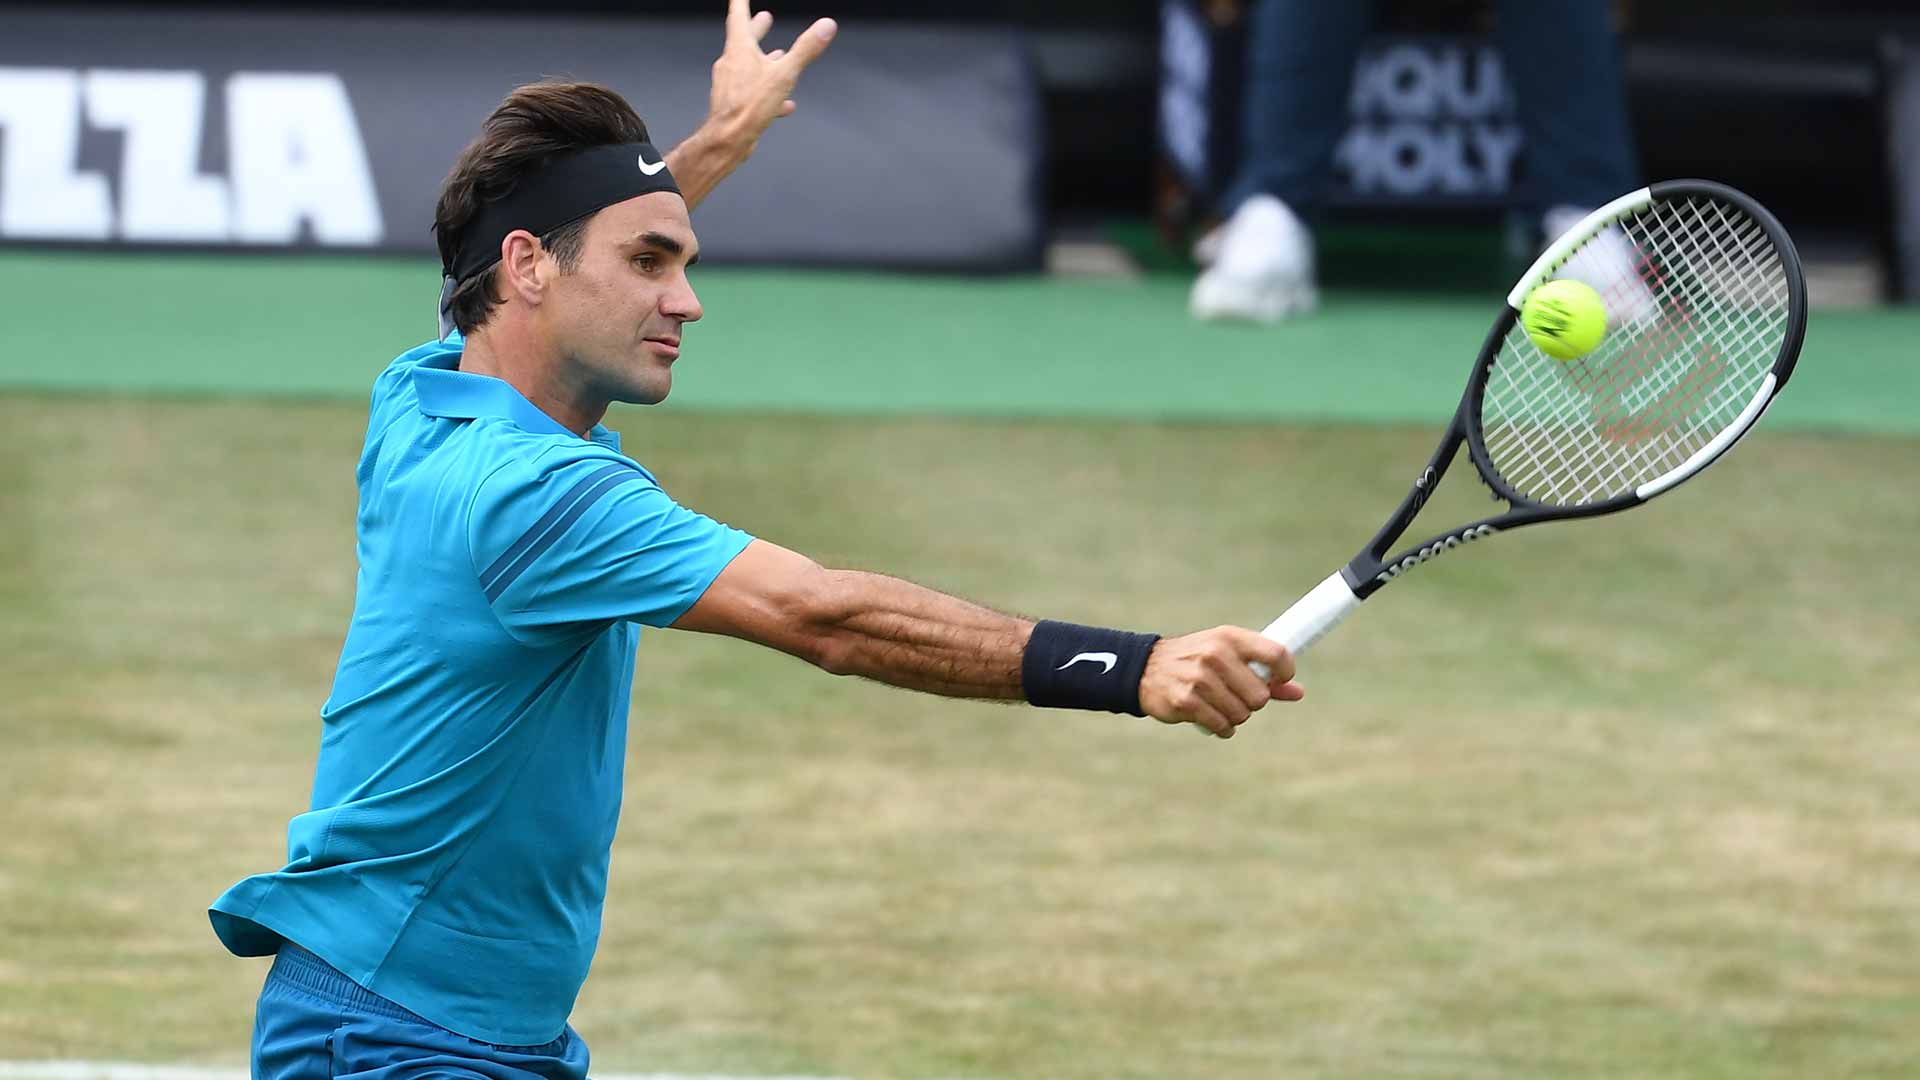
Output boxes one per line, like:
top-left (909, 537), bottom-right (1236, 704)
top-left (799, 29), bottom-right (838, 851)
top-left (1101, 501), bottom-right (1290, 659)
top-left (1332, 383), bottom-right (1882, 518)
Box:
top-left (675, 541), bottom-right (1296, 735)
top-left (673, 541), bottom-right (1156, 710)
top-left (809, 570), bottom-right (1032, 699)
top-left (665, 124), bottom-right (753, 211)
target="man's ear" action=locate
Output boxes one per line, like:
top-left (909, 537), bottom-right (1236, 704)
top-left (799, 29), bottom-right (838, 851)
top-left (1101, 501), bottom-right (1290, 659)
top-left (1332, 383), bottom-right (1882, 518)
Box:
top-left (496, 229), bottom-right (550, 307)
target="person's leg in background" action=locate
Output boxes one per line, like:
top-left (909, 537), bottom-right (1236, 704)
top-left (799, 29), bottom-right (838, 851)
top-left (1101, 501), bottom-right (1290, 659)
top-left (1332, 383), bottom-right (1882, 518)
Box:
top-left (1496, 0), bottom-right (1652, 317)
top-left (1191, 0), bottom-right (1376, 322)
top-left (1495, 0), bottom-right (1640, 239)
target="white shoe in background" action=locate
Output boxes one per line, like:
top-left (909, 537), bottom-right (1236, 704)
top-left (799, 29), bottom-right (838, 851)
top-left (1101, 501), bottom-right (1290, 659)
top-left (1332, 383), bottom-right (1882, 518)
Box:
top-left (1541, 204), bottom-right (1590, 250)
top-left (1191, 221), bottom-right (1224, 268)
top-left (1189, 194), bottom-right (1318, 322)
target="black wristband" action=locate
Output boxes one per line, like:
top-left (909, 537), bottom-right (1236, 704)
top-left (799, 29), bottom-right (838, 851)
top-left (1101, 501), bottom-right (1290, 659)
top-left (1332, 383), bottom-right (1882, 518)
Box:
top-left (1021, 620), bottom-right (1160, 716)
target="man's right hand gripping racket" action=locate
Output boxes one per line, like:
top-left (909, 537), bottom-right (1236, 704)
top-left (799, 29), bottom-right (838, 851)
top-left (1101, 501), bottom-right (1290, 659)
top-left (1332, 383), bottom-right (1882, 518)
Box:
top-left (1254, 180), bottom-right (1808, 673)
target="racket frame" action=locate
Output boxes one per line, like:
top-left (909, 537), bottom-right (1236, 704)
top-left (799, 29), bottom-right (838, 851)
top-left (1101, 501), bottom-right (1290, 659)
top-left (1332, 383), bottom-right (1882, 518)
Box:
top-left (1260, 179), bottom-right (1808, 659)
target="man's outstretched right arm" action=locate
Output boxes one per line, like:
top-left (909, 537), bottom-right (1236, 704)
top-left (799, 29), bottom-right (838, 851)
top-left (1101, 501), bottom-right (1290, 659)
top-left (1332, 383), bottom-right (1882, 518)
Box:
top-left (671, 539), bottom-right (1304, 738)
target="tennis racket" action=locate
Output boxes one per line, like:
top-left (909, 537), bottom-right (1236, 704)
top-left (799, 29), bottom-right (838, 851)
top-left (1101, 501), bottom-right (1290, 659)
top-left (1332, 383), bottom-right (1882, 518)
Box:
top-left (1253, 179), bottom-right (1807, 672)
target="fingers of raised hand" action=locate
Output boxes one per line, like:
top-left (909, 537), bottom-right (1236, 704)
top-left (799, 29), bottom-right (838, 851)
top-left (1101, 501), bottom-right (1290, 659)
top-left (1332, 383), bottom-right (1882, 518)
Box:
top-left (779, 17), bottom-right (838, 70)
top-left (726, 0), bottom-right (753, 38)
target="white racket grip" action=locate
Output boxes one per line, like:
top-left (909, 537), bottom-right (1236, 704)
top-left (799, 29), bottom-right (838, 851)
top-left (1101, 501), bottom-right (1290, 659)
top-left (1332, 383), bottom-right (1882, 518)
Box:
top-left (1249, 571), bottom-right (1361, 678)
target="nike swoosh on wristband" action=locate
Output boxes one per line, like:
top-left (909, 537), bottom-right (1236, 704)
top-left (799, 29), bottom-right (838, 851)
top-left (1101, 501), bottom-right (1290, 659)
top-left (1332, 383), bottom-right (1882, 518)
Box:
top-left (1056, 651), bottom-right (1118, 675)
top-left (637, 151), bottom-right (668, 176)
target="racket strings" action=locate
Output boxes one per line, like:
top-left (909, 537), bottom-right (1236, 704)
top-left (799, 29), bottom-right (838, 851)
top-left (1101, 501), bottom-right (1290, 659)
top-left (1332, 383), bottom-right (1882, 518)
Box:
top-left (1546, 200), bottom-right (1780, 489)
top-left (1481, 195), bottom-right (1790, 506)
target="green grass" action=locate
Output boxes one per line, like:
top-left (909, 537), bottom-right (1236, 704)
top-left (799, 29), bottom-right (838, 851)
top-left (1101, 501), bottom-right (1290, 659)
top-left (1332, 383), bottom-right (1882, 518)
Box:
top-left (4, 252), bottom-right (1919, 436)
top-left (2, 396), bottom-right (1918, 1078)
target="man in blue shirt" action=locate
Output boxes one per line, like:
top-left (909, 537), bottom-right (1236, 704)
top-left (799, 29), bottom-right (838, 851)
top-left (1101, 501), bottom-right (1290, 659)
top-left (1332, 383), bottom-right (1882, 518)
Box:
top-left (213, 4), bottom-right (1304, 1076)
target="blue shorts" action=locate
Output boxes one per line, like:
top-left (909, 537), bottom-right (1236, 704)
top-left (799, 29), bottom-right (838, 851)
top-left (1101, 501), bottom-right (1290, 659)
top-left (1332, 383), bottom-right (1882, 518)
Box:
top-left (252, 944), bottom-right (591, 1080)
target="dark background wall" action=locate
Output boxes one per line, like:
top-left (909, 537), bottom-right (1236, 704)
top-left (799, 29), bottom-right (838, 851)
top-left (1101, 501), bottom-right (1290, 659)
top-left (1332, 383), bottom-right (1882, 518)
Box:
top-left (26, 0), bottom-right (1919, 242)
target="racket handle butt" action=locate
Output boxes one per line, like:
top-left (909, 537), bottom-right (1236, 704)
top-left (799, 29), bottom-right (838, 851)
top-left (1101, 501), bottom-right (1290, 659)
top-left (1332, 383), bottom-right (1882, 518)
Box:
top-left (1249, 571), bottom-right (1360, 678)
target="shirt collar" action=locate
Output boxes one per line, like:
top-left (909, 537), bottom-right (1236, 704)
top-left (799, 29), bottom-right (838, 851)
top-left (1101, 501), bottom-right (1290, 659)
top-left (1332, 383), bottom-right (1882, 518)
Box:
top-left (411, 335), bottom-right (621, 448)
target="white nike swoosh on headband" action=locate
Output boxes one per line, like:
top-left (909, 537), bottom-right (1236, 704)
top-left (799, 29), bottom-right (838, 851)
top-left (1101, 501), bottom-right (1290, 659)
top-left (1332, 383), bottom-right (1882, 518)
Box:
top-left (1056, 651), bottom-right (1118, 675)
top-left (637, 152), bottom-right (668, 176)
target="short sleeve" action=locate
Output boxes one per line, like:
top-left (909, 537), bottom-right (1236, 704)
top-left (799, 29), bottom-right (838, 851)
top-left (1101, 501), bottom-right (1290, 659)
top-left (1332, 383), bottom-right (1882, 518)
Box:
top-left (469, 457), bottom-right (754, 644)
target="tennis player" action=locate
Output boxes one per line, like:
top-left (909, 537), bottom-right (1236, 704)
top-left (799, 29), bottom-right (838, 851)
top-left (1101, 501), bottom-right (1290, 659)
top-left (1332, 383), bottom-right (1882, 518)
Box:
top-left (210, 4), bottom-right (1304, 1077)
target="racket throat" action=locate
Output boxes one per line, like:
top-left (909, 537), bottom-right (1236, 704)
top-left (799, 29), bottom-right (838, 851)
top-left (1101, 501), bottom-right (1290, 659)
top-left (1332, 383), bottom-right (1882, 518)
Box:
top-left (1370, 523), bottom-right (1499, 586)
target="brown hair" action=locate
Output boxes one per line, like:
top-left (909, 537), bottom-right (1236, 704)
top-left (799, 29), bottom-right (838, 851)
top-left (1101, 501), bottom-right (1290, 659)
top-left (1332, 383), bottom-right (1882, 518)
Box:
top-left (435, 81), bottom-right (650, 335)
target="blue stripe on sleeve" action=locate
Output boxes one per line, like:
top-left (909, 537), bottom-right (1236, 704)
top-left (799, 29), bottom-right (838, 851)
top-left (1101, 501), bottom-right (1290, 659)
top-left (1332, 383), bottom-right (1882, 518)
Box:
top-left (479, 462), bottom-right (632, 593)
top-left (479, 463), bottom-right (636, 593)
top-left (482, 466), bottom-right (647, 604)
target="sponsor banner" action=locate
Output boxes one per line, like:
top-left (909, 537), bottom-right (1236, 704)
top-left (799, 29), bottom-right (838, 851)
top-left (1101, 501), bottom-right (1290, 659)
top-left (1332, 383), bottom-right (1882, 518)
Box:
top-left (1158, 1), bottom-right (1521, 211)
top-left (0, 7), bottom-right (1043, 268)
top-left (1332, 38), bottom-right (1521, 207)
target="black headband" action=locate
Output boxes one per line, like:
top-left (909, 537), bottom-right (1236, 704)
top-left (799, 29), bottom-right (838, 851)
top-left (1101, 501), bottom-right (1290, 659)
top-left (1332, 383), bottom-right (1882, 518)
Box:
top-left (439, 141), bottom-right (681, 285)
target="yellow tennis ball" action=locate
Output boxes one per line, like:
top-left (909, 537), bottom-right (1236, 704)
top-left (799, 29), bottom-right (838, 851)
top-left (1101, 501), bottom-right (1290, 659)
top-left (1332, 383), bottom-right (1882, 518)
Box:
top-left (1521, 279), bottom-right (1607, 360)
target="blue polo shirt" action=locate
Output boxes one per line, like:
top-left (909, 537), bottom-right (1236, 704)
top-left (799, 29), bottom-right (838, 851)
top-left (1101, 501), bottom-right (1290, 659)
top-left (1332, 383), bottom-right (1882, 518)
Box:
top-left (209, 336), bottom-right (754, 1045)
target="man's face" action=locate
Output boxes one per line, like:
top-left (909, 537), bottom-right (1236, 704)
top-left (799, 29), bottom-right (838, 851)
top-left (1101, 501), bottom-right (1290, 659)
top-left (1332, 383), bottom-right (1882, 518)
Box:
top-left (539, 191), bottom-right (702, 407)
